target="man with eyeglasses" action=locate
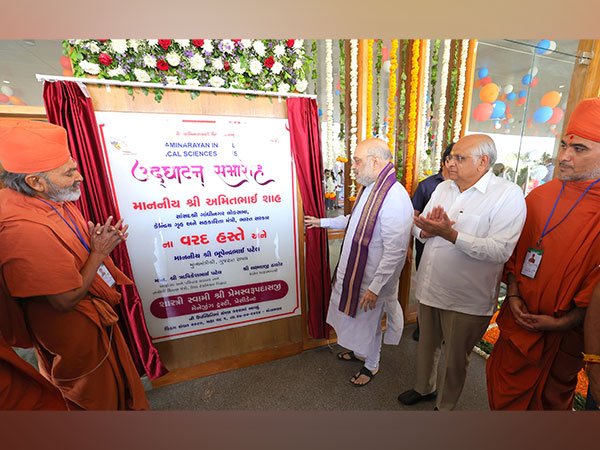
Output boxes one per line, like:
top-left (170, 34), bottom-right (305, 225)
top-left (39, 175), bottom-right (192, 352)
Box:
top-left (398, 134), bottom-right (526, 410)
top-left (305, 138), bottom-right (413, 387)
top-left (487, 97), bottom-right (600, 410)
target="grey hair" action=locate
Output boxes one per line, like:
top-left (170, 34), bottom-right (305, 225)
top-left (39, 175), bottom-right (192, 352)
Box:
top-left (0, 170), bottom-right (47, 197)
top-left (367, 142), bottom-right (393, 161)
top-left (473, 134), bottom-right (497, 167)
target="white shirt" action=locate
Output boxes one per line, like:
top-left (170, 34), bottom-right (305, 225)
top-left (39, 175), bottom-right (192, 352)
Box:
top-left (414, 170), bottom-right (527, 316)
top-left (320, 181), bottom-right (413, 354)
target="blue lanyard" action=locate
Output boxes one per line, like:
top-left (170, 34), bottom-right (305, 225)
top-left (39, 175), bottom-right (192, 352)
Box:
top-left (36, 198), bottom-right (91, 252)
top-left (537, 178), bottom-right (600, 247)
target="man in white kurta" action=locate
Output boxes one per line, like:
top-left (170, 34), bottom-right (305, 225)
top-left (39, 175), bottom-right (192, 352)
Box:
top-left (306, 138), bottom-right (413, 386)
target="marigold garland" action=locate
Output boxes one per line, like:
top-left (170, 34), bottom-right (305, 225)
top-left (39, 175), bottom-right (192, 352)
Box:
top-left (386, 39), bottom-right (399, 154)
top-left (366, 39), bottom-right (374, 139)
top-left (405, 40), bottom-right (420, 195)
top-left (453, 39), bottom-right (469, 142)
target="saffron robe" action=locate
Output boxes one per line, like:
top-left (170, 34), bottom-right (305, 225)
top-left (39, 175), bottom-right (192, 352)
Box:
top-left (0, 188), bottom-right (149, 410)
top-left (486, 179), bottom-right (600, 410)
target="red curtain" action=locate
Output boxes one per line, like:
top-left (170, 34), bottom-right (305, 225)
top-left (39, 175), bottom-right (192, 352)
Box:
top-left (287, 98), bottom-right (331, 339)
top-left (43, 80), bottom-right (168, 380)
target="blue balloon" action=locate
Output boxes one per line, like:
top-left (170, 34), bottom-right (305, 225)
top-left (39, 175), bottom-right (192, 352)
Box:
top-left (535, 39), bottom-right (551, 55)
top-left (522, 74), bottom-right (533, 86)
top-left (518, 89), bottom-right (527, 98)
top-left (477, 67), bottom-right (489, 79)
top-left (507, 92), bottom-right (517, 101)
top-left (491, 100), bottom-right (507, 119)
top-left (533, 106), bottom-right (553, 123)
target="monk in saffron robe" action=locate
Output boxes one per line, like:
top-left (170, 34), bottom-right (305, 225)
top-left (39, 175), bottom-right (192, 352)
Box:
top-left (0, 120), bottom-right (148, 410)
top-left (486, 97), bottom-right (600, 410)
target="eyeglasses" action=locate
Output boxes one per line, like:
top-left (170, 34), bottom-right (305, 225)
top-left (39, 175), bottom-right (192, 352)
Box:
top-left (445, 154), bottom-right (482, 163)
top-left (352, 155), bottom-right (376, 166)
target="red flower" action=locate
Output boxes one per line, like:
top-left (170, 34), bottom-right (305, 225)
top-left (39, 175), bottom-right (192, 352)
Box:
top-left (157, 59), bottom-right (169, 71)
top-left (98, 52), bottom-right (113, 66)
top-left (232, 39), bottom-right (241, 44)
top-left (158, 39), bottom-right (172, 50)
top-left (191, 39), bottom-right (204, 48)
top-left (98, 39), bottom-right (108, 43)
top-left (264, 56), bottom-right (275, 69)
top-left (224, 60), bottom-right (230, 71)
top-left (287, 39), bottom-right (295, 48)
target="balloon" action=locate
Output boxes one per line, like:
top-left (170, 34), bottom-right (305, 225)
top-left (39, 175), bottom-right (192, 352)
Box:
top-left (541, 91), bottom-right (561, 108)
top-left (479, 83), bottom-right (500, 103)
top-left (480, 76), bottom-right (492, 86)
top-left (382, 46), bottom-right (389, 62)
top-left (60, 56), bottom-right (72, 69)
top-left (535, 39), bottom-right (551, 55)
top-left (503, 84), bottom-right (514, 94)
top-left (530, 77), bottom-right (539, 87)
top-left (474, 79), bottom-right (482, 89)
top-left (0, 85), bottom-right (14, 96)
top-left (494, 121), bottom-right (502, 130)
top-left (8, 96), bottom-right (25, 105)
top-left (522, 74), bottom-right (533, 86)
top-left (491, 100), bottom-right (507, 119)
top-left (507, 92), bottom-right (517, 101)
top-left (531, 66), bottom-right (539, 77)
top-left (517, 97), bottom-right (527, 106)
top-left (0, 93), bottom-right (9, 103)
top-left (473, 103), bottom-right (494, 122)
top-left (505, 105), bottom-right (511, 114)
top-left (533, 106), bottom-right (553, 123)
top-left (318, 108), bottom-right (322, 117)
top-left (499, 93), bottom-right (506, 101)
top-left (548, 41), bottom-right (557, 54)
top-left (518, 89), bottom-right (527, 98)
top-left (548, 106), bottom-right (564, 124)
top-left (478, 67), bottom-right (489, 79)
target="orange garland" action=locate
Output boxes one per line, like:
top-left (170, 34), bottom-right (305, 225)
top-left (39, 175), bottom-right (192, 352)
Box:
top-left (405, 40), bottom-right (420, 194)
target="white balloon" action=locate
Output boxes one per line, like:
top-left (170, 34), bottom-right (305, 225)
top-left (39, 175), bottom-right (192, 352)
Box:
top-left (503, 84), bottom-right (514, 94)
top-left (382, 60), bottom-right (391, 74)
top-left (0, 85), bottom-right (13, 96)
top-left (531, 66), bottom-right (538, 77)
top-left (548, 41), bottom-right (557, 51)
top-left (494, 121), bottom-right (502, 130)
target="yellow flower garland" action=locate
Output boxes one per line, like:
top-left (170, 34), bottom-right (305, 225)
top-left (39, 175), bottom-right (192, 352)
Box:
top-left (405, 39), bottom-right (420, 195)
top-left (366, 39), bottom-right (374, 139)
top-left (386, 39), bottom-right (399, 154)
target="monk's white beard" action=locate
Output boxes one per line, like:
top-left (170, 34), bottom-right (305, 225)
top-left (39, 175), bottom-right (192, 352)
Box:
top-left (46, 182), bottom-right (82, 202)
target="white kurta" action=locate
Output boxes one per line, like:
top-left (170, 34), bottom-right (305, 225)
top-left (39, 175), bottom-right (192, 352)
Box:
top-left (321, 181), bottom-right (413, 355)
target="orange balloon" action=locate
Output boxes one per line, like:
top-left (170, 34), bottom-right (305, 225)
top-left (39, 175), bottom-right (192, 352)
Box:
top-left (60, 55), bottom-right (72, 70)
top-left (62, 68), bottom-right (74, 77)
top-left (0, 93), bottom-right (9, 103)
top-left (479, 83), bottom-right (500, 103)
top-left (540, 91), bottom-right (561, 108)
top-left (8, 96), bottom-right (25, 105)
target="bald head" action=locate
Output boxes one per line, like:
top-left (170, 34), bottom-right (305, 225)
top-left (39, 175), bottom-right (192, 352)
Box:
top-left (357, 138), bottom-right (393, 162)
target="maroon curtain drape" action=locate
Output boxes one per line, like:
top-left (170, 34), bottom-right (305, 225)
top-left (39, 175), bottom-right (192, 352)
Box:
top-left (43, 80), bottom-right (168, 380)
top-left (287, 98), bottom-right (331, 339)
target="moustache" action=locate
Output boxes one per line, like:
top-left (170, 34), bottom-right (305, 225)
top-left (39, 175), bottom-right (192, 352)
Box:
top-left (559, 162), bottom-right (573, 170)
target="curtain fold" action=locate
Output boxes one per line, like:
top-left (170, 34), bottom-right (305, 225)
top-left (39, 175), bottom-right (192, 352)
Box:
top-left (286, 98), bottom-right (331, 339)
top-left (43, 80), bottom-right (168, 380)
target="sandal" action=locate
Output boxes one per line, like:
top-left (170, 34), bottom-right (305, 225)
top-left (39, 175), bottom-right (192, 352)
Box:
top-left (337, 350), bottom-right (361, 362)
top-left (350, 366), bottom-right (378, 387)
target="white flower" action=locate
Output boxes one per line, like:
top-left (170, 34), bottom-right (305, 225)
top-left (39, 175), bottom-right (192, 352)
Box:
top-left (143, 54), bottom-right (157, 68)
top-left (85, 42), bottom-right (100, 53)
top-left (128, 39), bottom-right (141, 51)
top-left (219, 39), bottom-right (235, 54)
top-left (240, 39), bottom-right (253, 49)
top-left (274, 44), bottom-right (285, 57)
top-left (175, 39), bottom-right (190, 48)
top-left (148, 39), bottom-right (158, 47)
top-left (134, 68), bottom-right (151, 82)
top-left (249, 59), bottom-right (262, 75)
top-left (211, 58), bottom-right (224, 71)
top-left (165, 76), bottom-right (179, 85)
top-left (189, 54), bottom-right (206, 71)
top-left (110, 39), bottom-right (128, 55)
top-left (79, 60), bottom-right (100, 75)
top-left (293, 59), bottom-right (303, 70)
top-left (166, 51), bottom-right (181, 66)
top-left (277, 83), bottom-right (290, 94)
top-left (264, 82), bottom-right (272, 90)
top-left (209, 76), bottom-right (225, 88)
top-left (252, 40), bottom-right (266, 56)
top-left (271, 61), bottom-right (283, 74)
top-left (232, 61), bottom-right (245, 74)
top-left (202, 40), bottom-right (214, 53)
top-left (107, 67), bottom-right (126, 77)
top-left (294, 39), bottom-right (304, 49)
top-left (185, 79), bottom-right (200, 86)
top-left (295, 79), bottom-right (308, 93)
top-left (69, 39), bottom-right (82, 45)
